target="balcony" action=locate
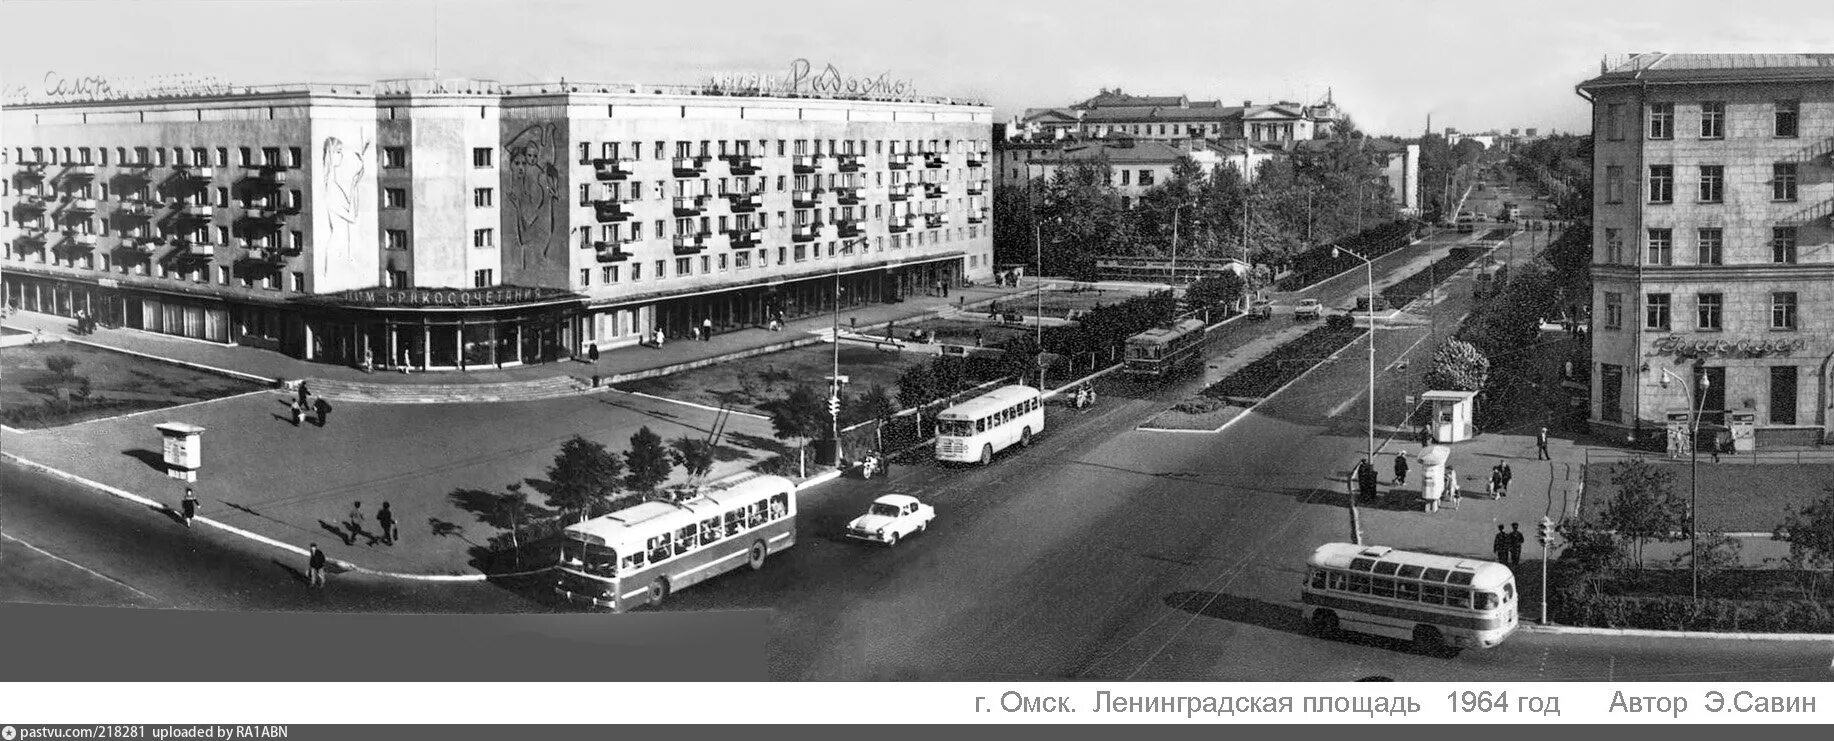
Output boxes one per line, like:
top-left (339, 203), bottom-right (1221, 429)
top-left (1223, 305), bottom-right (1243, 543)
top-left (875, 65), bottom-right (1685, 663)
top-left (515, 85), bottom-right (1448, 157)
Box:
top-left (967, 154), bottom-right (987, 168)
top-left (592, 199), bottom-right (633, 222)
top-left (835, 154), bottom-right (862, 172)
top-left (835, 220), bottom-right (862, 239)
top-left (792, 223), bottom-right (824, 242)
top-left (966, 181), bottom-right (986, 196)
top-left (722, 154), bottom-right (761, 175)
top-left (63, 232), bottom-right (99, 251)
top-left (723, 192), bottom-right (763, 212)
top-left (792, 154), bottom-right (827, 174)
top-left (241, 244), bottom-right (290, 265)
top-left (924, 213), bottom-right (949, 229)
top-left (169, 237), bottom-right (216, 260)
top-left (593, 242), bottom-right (633, 263)
top-left (16, 163), bottom-right (47, 182)
top-left (14, 196), bottom-right (47, 214)
top-left (887, 152), bottom-right (915, 170)
top-left (888, 216), bottom-right (913, 234)
top-left (113, 168), bottom-right (150, 184)
top-left (671, 156), bottom-right (708, 177)
top-left (791, 189), bottom-right (823, 208)
top-left (888, 183), bottom-right (914, 202)
top-left (924, 183), bottom-right (949, 199)
top-left (178, 165), bottom-right (216, 181)
top-left (63, 164), bottom-right (98, 180)
top-left (922, 152), bottom-right (947, 168)
top-left (247, 166), bottom-right (290, 185)
top-left (63, 198), bottom-right (99, 214)
top-left (672, 232), bottom-right (710, 254)
top-left (592, 158), bottom-right (635, 180)
top-left (15, 229), bottom-right (47, 249)
top-left (968, 208), bottom-right (987, 224)
top-left (113, 236), bottom-right (157, 258)
top-left (672, 195), bottom-right (709, 216)
top-left (832, 187), bottom-right (862, 205)
top-left (725, 226), bottom-right (763, 248)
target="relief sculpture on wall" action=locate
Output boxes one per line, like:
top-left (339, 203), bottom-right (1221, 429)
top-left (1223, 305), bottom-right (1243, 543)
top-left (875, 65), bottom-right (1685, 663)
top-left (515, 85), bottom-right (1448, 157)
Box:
top-left (504, 122), bottom-right (564, 270)
top-left (322, 133), bottom-right (371, 264)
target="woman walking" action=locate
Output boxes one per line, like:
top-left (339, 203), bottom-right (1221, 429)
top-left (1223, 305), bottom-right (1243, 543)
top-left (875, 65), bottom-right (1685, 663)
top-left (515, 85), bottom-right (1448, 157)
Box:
top-left (180, 487), bottom-right (199, 528)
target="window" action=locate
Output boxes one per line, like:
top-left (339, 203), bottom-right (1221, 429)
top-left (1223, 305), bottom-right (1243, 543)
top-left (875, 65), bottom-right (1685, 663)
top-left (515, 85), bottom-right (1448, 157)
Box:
top-left (1648, 103), bottom-right (1673, 139)
top-left (217, 266), bottom-right (230, 285)
top-left (675, 257), bottom-right (691, 276)
top-left (215, 148), bottom-right (228, 167)
top-left (1700, 102), bottom-right (1725, 138)
top-left (472, 147), bottom-right (493, 168)
top-left (384, 188), bottom-right (407, 209)
top-left (1698, 165), bottom-right (1723, 202)
top-left (1647, 165), bottom-right (1673, 203)
top-left (473, 188), bottom-right (494, 208)
top-left (631, 262), bottom-right (642, 280)
top-left (1696, 293), bottom-right (1722, 331)
top-left (383, 147), bottom-right (406, 168)
top-left (262, 147), bottom-right (281, 166)
top-left (1697, 228), bottom-right (1722, 265)
top-left (238, 147), bottom-right (251, 167)
top-left (386, 269), bottom-right (409, 288)
top-left (288, 148), bottom-right (302, 168)
top-left (1775, 100), bottom-right (1799, 137)
top-left (385, 230), bottom-right (409, 250)
top-left (1119, 170), bottom-right (1130, 186)
top-left (1605, 103), bottom-right (1623, 140)
top-left (1771, 366), bottom-right (1799, 425)
top-left (1645, 293), bottom-right (1671, 330)
top-left (735, 251), bottom-right (750, 269)
top-left (1772, 292), bottom-right (1798, 330)
top-left (578, 268), bottom-right (590, 287)
top-left (473, 269), bottom-right (495, 288)
top-left (1773, 226), bottom-right (1799, 264)
top-left (1604, 228), bottom-right (1624, 264)
top-left (601, 266), bottom-right (617, 283)
top-left (1600, 364), bottom-right (1624, 422)
top-left (1603, 292), bottom-right (1624, 330)
top-left (1646, 229), bottom-right (1672, 265)
top-left (1773, 163), bottom-right (1798, 201)
top-left (1604, 165), bottom-right (1624, 203)
top-left (473, 228), bottom-right (494, 248)
top-left (1138, 169), bottom-right (1154, 186)
top-left (291, 272), bottom-right (305, 292)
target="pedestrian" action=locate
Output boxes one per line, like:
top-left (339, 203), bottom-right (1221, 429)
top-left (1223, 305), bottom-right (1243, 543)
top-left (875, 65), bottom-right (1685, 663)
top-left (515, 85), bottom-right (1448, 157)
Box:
top-left (346, 501), bottom-right (366, 543)
top-left (654, 326), bottom-right (666, 349)
top-left (1713, 429), bottom-right (1730, 463)
top-left (974, 329), bottom-right (983, 347)
top-left (1445, 467), bottom-right (1460, 508)
top-left (1536, 427), bottom-right (1550, 460)
top-left (296, 381), bottom-right (310, 409)
top-left (313, 397), bottom-right (332, 427)
top-left (886, 320), bottom-right (895, 340)
top-left (849, 316), bottom-right (857, 332)
top-left (1487, 464), bottom-right (1500, 499)
top-left (1500, 463), bottom-right (1513, 497)
top-left (288, 399), bottom-right (303, 427)
top-left (702, 318), bottom-right (713, 341)
top-left (1393, 452), bottom-right (1410, 486)
top-left (1508, 523), bottom-right (1525, 567)
top-left (1356, 458), bottom-right (1378, 502)
top-left (362, 346), bottom-right (374, 374)
top-left (307, 543), bottom-right (327, 588)
top-left (180, 487), bottom-right (199, 528)
top-left (1492, 525), bottom-right (1510, 565)
top-left (943, 281), bottom-right (950, 297)
top-left (377, 501), bottom-right (397, 546)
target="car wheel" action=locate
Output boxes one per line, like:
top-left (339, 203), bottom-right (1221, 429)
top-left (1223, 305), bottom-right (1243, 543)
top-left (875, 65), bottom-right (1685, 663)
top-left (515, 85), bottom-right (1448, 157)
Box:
top-left (1020, 427), bottom-right (1032, 448)
top-left (646, 578), bottom-right (669, 608)
top-left (885, 532), bottom-right (899, 547)
top-left (747, 540), bottom-right (767, 571)
top-left (979, 444), bottom-right (993, 465)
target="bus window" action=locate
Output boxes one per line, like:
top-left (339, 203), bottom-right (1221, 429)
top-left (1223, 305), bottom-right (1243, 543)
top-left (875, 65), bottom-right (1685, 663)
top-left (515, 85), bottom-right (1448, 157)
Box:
top-left (769, 493), bottom-right (789, 520)
top-left (647, 533), bottom-right (673, 563)
top-left (724, 510), bottom-right (745, 537)
top-left (1350, 558), bottom-right (1376, 572)
top-left (1347, 574), bottom-right (1371, 594)
top-left (976, 419), bottom-right (987, 433)
top-left (1503, 583), bottom-right (1516, 603)
top-left (1448, 571), bottom-right (1474, 586)
top-left (748, 502), bottom-right (766, 528)
top-left (676, 524), bottom-right (699, 552)
top-left (1396, 580), bottom-right (1420, 602)
top-left (1329, 572), bottom-right (1347, 591)
top-left (1397, 565), bottom-right (1424, 579)
top-left (1371, 577), bottom-right (1396, 599)
top-left (622, 551), bottom-right (647, 571)
top-left (1309, 570), bottom-right (1326, 589)
top-left (701, 518), bottom-right (721, 544)
top-left (1420, 584), bottom-right (1445, 605)
top-left (1373, 561), bottom-right (1400, 576)
top-left (1448, 589), bottom-right (1473, 609)
top-left (1423, 568), bottom-right (1450, 582)
top-left (1475, 592), bottom-right (1499, 610)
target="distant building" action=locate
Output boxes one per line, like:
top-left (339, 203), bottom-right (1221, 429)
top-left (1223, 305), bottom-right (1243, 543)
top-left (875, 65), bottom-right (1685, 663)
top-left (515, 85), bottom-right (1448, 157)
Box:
top-left (1290, 138), bottom-right (1422, 215)
top-left (1011, 88), bottom-right (1344, 144)
top-left (1094, 254), bottom-right (1250, 285)
top-left (997, 137), bottom-right (1286, 205)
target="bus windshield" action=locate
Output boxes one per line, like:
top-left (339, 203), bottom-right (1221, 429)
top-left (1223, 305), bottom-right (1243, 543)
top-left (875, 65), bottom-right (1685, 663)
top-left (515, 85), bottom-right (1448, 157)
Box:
top-left (560, 539), bottom-right (618, 578)
top-left (937, 419), bottom-right (976, 437)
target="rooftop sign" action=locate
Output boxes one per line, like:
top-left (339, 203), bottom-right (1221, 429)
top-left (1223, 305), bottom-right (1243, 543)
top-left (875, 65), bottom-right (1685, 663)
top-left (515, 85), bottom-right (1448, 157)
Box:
top-left (4, 71), bottom-right (236, 105)
top-left (705, 59), bottom-right (921, 102)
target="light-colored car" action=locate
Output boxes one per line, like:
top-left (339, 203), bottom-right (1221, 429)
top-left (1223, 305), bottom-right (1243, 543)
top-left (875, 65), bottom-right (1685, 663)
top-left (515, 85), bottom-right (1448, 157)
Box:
top-left (1247, 300), bottom-right (1274, 320)
top-left (1294, 298), bottom-right (1323, 320)
top-left (845, 494), bottom-right (935, 546)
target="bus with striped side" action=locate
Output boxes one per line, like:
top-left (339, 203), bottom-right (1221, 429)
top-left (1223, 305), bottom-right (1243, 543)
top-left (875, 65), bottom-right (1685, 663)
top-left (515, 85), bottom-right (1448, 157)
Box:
top-left (554, 473), bottom-right (796, 611)
top-left (1301, 543), bottom-right (1518, 652)
top-left (1122, 318), bottom-right (1208, 379)
top-left (934, 384), bottom-right (1044, 465)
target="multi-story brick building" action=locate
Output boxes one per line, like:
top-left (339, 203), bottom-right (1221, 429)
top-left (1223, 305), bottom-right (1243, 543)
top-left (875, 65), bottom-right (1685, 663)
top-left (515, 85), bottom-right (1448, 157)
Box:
top-left (1578, 53), bottom-right (1834, 446)
top-left (2, 78), bottom-right (994, 370)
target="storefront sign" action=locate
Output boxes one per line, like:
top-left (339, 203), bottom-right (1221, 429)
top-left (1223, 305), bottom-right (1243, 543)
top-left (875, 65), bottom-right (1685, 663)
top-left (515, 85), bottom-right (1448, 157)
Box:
top-left (327, 287), bottom-right (574, 308)
top-left (4, 71), bottom-right (235, 104)
top-left (1649, 334), bottom-right (1810, 359)
top-left (704, 59), bottom-right (918, 100)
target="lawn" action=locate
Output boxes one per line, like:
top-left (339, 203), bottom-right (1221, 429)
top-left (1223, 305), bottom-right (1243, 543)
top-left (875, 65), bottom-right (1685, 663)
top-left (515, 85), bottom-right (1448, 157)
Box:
top-left (1, 342), bottom-right (267, 429)
top-left (979, 287), bottom-right (1156, 320)
top-left (1581, 461), bottom-right (1834, 534)
top-left (1200, 324), bottom-right (1368, 401)
top-left (617, 342), bottom-right (931, 415)
top-left (899, 317), bottom-right (1034, 347)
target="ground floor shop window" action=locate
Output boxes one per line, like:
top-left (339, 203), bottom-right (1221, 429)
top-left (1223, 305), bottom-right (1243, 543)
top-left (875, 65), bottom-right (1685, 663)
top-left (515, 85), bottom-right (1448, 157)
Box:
top-left (1770, 365), bottom-right (1798, 425)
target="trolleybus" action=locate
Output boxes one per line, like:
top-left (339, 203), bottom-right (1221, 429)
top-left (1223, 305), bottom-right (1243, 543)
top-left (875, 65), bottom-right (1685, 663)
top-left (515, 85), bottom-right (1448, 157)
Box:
top-left (1300, 543), bottom-right (1518, 652)
top-left (1122, 317), bottom-right (1208, 379)
top-left (554, 473), bottom-right (796, 610)
top-left (934, 384), bottom-right (1044, 465)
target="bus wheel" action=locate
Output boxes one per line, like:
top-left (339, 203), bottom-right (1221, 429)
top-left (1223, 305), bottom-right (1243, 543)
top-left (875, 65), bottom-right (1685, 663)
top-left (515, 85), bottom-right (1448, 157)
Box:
top-left (747, 540), bottom-right (768, 571)
top-left (1412, 625), bottom-right (1445, 653)
top-left (1311, 610), bottom-right (1339, 637)
top-left (647, 578), bottom-right (670, 608)
top-left (979, 444), bottom-right (993, 465)
top-left (1020, 427), bottom-right (1033, 448)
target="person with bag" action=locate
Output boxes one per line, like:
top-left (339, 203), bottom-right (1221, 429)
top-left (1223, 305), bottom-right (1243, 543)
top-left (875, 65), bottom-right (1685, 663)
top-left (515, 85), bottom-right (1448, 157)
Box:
top-left (180, 487), bottom-right (199, 528)
top-left (377, 502), bottom-right (398, 546)
top-left (307, 544), bottom-right (327, 588)
top-left (313, 397), bottom-right (333, 427)
top-left (1392, 452), bottom-right (1410, 486)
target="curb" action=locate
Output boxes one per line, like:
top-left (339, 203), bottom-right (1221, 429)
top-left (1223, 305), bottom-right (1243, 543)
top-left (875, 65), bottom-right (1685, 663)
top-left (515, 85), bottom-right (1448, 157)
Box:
top-left (62, 336), bottom-right (281, 386)
top-left (1519, 623), bottom-right (1834, 642)
top-left (2, 451), bottom-right (493, 583)
top-left (613, 388), bottom-right (771, 421)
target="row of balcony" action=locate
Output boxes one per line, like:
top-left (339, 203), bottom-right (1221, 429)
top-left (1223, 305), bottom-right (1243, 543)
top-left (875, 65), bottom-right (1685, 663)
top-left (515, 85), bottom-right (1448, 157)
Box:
top-left (14, 162), bottom-right (290, 185)
top-left (588, 152), bottom-right (985, 181)
top-left (585, 208), bottom-right (983, 262)
top-left (10, 228), bottom-right (301, 262)
top-left (585, 185), bottom-right (980, 222)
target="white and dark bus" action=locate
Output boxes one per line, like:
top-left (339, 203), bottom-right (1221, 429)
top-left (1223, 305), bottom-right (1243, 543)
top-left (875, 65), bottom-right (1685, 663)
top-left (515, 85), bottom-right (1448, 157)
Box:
top-left (1301, 543), bottom-right (1518, 651)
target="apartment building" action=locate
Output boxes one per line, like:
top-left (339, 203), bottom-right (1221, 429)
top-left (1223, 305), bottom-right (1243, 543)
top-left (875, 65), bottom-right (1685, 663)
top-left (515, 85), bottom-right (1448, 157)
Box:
top-left (1578, 53), bottom-right (1834, 446)
top-left (2, 78), bottom-right (994, 370)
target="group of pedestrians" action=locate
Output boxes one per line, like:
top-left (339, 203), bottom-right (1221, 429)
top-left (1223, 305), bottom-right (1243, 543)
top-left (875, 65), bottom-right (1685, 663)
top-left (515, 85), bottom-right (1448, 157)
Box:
top-left (285, 382), bottom-right (334, 428)
top-left (304, 501), bottom-right (402, 589)
top-left (1492, 523), bottom-right (1525, 568)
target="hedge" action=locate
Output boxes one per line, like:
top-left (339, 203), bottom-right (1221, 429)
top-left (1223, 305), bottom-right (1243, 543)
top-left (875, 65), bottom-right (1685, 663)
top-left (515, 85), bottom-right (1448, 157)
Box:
top-left (1551, 593), bottom-right (1834, 633)
top-left (1379, 247), bottom-right (1484, 309)
top-left (1275, 221), bottom-right (1418, 291)
top-left (1200, 324), bottom-right (1367, 401)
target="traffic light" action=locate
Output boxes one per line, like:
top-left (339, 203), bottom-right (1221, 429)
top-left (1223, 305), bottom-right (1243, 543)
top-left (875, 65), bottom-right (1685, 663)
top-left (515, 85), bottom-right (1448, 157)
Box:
top-left (1538, 517), bottom-right (1557, 548)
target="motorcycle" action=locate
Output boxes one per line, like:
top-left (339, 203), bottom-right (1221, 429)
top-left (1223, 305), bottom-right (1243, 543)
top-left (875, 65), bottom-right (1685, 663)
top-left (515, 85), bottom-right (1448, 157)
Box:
top-left (1070, 385), bottom-right (1096, 409)
top-left (859, 454), bottom-right (882, 479)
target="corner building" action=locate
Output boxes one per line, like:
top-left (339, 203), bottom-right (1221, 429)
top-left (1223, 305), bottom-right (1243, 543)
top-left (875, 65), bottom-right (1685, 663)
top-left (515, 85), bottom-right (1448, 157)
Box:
top-left (1578, 54), bottom-right (1834, 446)
top-left (2, 79), bottom-right (994, 370)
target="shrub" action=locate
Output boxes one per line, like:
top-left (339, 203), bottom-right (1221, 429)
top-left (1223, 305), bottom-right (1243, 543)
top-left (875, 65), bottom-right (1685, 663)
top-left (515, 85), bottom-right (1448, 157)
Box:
top-left (1550, 592), bottom-right (1834, 633)
top-left (1174, 397), bottom-right (1227, 415)
top-left (1325, 312), bottom-right (1353, 330)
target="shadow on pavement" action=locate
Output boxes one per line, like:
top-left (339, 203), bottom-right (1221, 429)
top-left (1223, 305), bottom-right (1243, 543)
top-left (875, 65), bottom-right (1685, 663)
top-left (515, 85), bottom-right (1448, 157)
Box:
top-left (120, 448), bottom-right (167, 473)
top-left (1164, 590), bottom-right (1458, 659)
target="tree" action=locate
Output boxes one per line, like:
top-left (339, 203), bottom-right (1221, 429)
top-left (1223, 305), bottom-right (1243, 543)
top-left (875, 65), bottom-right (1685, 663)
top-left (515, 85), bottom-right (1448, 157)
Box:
top-left (623, 426), bottom-right (674, 498)
top-left (1424, 338), bottom-right (1490, 392)
top-left (999, 334), bottom-right (1042, 387)
top-left (763, 384), bottom-right (826, 455)
top-left (668, 436), bottom-right (715, 485)
top-left (1183, 272), bottom-right (1245, 316)
top-left (1598, 459), bottom-right (1687, 570)
top-left (991, 184), bottom-right (1035, 268)
top-left (855, 383), bottom-right (899, 423)
top-left (1773, 487), bottom-right (1834, 600)
top-left (523, 435), bottom-right (624, 523)
top-left (931, 355), bottom-right (966, 396)
top-left (895, 362), bottom-right (937, 409)
top-left (44, 354), bottom-right (79, 380)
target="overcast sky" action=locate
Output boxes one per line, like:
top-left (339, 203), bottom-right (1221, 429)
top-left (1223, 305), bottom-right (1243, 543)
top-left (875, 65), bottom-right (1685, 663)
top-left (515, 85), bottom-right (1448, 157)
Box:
top-left (5, 0), bottom-right (1830, 136)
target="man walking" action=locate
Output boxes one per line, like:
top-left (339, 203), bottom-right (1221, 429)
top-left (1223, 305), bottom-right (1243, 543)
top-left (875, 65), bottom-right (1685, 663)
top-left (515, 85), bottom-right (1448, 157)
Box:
top-left (702, 317), bottom-right (713, 342)
top-left (1393, 452), bottom-right (1409, 486)
top-left (346, 501), bottom-right (366, 544)
top-left (1536, 427), bottom-right (1551, 460)
top-left (307, 544), bottom-right (327, 588)
top-left (1492, 525), bottom-right (1510, 565)
top-left (377, 502), bottom-right (397, 546)
top-left (313, 397), bottom-right (332, 428)
top-left (180, 487), bottom-right (199, 528)
top-left (1507, 523), bottom-right (1526, 567)
top-left (1500, 462), bottom-right (1513, 498)
top-left (296, 381), bottom-right (311, 410)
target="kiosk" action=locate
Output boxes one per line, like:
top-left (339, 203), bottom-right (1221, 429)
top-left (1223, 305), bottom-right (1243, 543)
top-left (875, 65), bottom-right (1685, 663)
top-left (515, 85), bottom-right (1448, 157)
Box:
top-left (1728, 411), bottom-right (1757, 453)
top-left (155, 422), bottom-right (206, 482)
top-left (1421, 390), bottom-right (1478, 443)
top-left (1665, 409), bottom-right (1694, 459)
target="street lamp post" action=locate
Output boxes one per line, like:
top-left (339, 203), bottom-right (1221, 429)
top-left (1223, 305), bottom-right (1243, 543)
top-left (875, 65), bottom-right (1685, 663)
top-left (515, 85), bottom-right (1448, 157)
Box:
top-left (1664, 368), bottom-right (1710, 601)
top-left (827, 236), bottom-right (870, 466)
top-left (1334, 246), bottom-right (1377, 546)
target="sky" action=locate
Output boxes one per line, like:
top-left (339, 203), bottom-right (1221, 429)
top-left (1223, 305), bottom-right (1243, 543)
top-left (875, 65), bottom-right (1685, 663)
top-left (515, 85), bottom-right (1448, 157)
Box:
top-left (4, 0), bottom-right (1831, 136)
